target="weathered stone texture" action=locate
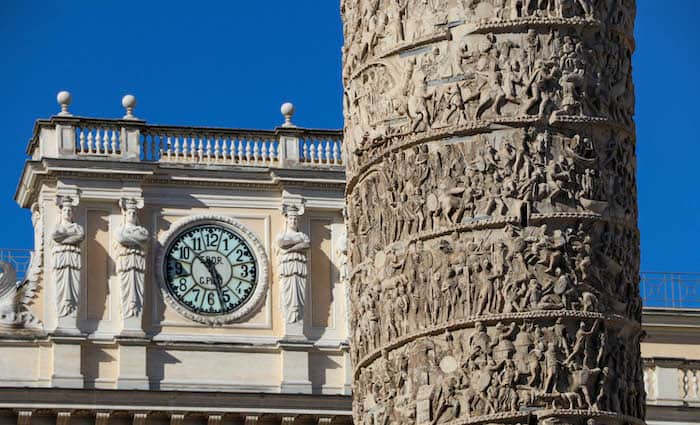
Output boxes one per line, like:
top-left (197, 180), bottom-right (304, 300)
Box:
top-left (342, 0), bottom-right (642, 424)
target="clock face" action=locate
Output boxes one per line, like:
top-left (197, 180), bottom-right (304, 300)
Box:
top-left (163, 224), bottom-right (258, 316)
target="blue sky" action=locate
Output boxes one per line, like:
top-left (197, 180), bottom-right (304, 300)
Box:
top-left (0, 1), bottom-right (698, 273)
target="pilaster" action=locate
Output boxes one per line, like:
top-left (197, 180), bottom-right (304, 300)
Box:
top-left (278, 341), bottom-right (313, 394)
top-left (49, 336), bottom-right (83, 388)
top-left (115, 337), bottom-right (149, 390)
top-left (341, 346), bottom-right (352, 396)
top-left (119, 120), bottom-right (145, 161)
top-left (653, 359), bottom-right (685, 405)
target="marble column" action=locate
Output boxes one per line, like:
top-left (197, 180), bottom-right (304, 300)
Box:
top-left (342, 1), bottom-right (643, 424)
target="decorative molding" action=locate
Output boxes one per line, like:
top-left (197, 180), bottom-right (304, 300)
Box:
top-left (206, 415), bottom-right (222, 425)
top-left (17, 411), bottom-right (32, 425)
top-left (55, 412), bottom-right (71, 425)
top-left (132, 413), bottom-right (147, 425)
top-left (169, 414), bottom-right (185, 425)
top-left (95, 412), bottom-right (110, 425)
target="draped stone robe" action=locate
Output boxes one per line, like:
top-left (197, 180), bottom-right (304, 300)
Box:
top-left (52, 222), bottom-right (85, 317)
top-left (114, 223), bottom-right (149, 318)
top-left (276, 230), bottom-right (311, 324)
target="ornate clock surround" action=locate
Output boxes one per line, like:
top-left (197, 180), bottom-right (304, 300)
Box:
top-left (155, 214), bottom-right (270, 326)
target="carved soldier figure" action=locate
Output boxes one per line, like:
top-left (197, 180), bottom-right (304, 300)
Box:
top-left (51, 197), bottom-right (85, 318)
top-left (566, 320), bottom-right (600, 364)
top-left (543, 342), bottom-right (561, 393)
top-left (277, 206), bottom-right (311, 324)
top-left (114, 199), bottom-right (149, 319)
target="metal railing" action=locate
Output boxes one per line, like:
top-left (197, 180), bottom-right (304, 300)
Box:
top-left (0, 249), bottom-right (32, 279)
top-left (641, 272), bottom-right (700, 309)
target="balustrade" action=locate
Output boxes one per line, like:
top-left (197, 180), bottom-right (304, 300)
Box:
top-left (299, 134), bottom-right (343, 166)
top-left (28, 94), bottom-right (343, 169)
top-left (140, 129), bottom-right (281, 166)
top-left (76, 125), bottom-right (121, 156)
top-left (644, 361), bottom-right (700, 406)
top-left (681, 366), bottom-right (700, 402)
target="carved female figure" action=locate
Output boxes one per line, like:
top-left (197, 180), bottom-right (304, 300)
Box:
top-left (114, 199), bottom-right (149, 319)
top-left (51, 197), bottom-right (84, 318)
top-left (276, 207), bottom-right (311, 324)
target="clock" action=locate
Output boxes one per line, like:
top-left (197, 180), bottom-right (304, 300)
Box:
top-left (157, 215), bottom-right (269, 325)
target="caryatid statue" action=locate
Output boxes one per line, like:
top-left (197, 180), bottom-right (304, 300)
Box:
top-left (343, 1), bottom-right (642, 425)
top-left (51, 196), bottom-right (84, 318)
top-left (114, 198), bottom-right (149, 319)
top-left (276, 205), bottom-right (311, 324)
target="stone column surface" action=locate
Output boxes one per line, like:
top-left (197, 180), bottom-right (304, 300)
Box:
top-left (342, 1), bottom-right (642, 425)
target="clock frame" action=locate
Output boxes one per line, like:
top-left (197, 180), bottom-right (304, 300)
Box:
top-left (156, 214), bottom-right (269, 325)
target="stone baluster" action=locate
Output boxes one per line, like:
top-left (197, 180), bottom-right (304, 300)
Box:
top-left (245, 138), bottom-right (253, 163)
top-left (78, 129), bottom-right (86, 154)
top-left (332, 139), bottom-right (340, 165)
top-left (88, 128), bottom-right (96, 154)
top-left (261, 138), bottom-right (269, 164)
top-left (214, 135), bottom-right (221, 161)
top-left (253, 137), bottom-right (260, 163)
top-left (173, 136), bottom-right (180, 160)
top-left (110, 128), bottom-right (118, 154)
top-left (236, 137), bottom-right (244, 163)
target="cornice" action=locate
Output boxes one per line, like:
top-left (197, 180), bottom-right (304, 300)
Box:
top-left (15, 158), bottom-right (347, 208)
top-left (0, 387), bottom-right (352, 416)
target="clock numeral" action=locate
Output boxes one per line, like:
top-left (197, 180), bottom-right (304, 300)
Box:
top-left (175, 262), bottom-right (184, 276)
top-left (222, 239), bottom-right (229, 251)
top-left (179, 246), bottom-right (191, 260)
top-left (240, 264), bottom-right (249, 278)
top-left (191, 288), bottom-right (201, 302)
top-left (178, 278), bottom-right (188, 292)
top-left (193, 238), bottom-right (202, 251)
top-left (223, 292), bottom-right (231, 304)
top-left (235, 248), bottom-right (246, 261)
top-left (205, 232), bottom-right (219, 247)
top-left (207, 292), bottom-right (215, 306)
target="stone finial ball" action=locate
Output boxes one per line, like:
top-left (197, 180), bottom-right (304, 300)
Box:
top-left (281, 102), bottom-right (295, 117)
top-left (56, 91), bottom-right (72, 106)
top-left (122, 94), bottom-right (137, 109)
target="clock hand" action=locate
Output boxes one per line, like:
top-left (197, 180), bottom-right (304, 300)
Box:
top-left (203, 258), bottom-right (226, 308)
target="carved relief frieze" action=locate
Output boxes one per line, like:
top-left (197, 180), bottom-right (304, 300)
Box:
top-left (343, 3), bottom-right (636, 182)
top-left (343, 1), bottom-right (640, 424)
top-left (347, 128), bottom-right (637, 259)
top-left (354, 318), bottom-right (645, 424)
top-left (349, 221), bottom-right (640, 362)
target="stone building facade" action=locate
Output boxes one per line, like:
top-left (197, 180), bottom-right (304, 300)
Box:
top-left (0, 95), bottom-right (698, 425)
top-left (1, 97), bottom-right (352, 425)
